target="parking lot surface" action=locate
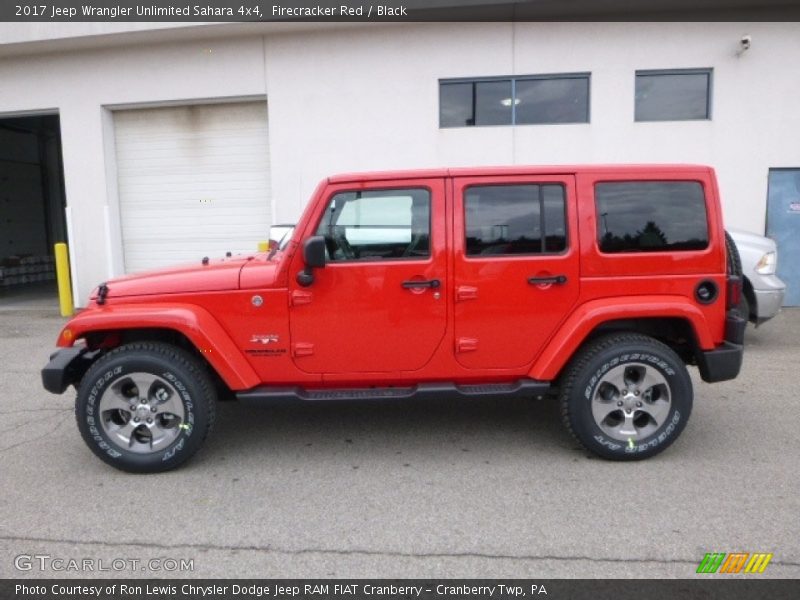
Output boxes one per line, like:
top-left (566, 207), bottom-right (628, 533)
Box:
top-left (1, 304), bottom-right (799, 578)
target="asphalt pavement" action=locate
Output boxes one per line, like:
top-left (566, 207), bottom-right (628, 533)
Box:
top-left (1, 301), bottom-right (798, 578)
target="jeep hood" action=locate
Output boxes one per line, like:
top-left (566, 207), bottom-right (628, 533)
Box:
top-left (90, 257), bottom-right (252, 300)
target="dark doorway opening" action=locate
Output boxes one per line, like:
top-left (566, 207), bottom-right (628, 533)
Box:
top-left (0, 114), bottom-right (67, 306)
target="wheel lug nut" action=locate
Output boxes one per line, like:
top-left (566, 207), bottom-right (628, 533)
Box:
top-left (133, 417), bottom-right (140, 423)
top-left (625, 409), bottom-right (631, 414)
top-left (129, 405), bottom-right (136, 411)
top-left (634, 390), bottom-right (640, 396)
top-left (151, 406), bottom-right (157, 412)
top-left (142, 398), bottom-right (148, 404)
top-left (146, 418), bottom-right (152, 424)
top-left (622, 389), bottom-right (628, 395)
top-left (636, 401), bottom-right (642, 407)
top-left (617, 401), bottom-right (623, 407)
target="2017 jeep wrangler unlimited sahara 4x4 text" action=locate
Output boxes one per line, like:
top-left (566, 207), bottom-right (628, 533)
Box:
top-left (42, 165), bottom-right (745, 472)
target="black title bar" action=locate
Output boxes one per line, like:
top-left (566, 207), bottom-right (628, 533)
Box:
top-left (4, 579), bottom-right (800, 600)
top-left (2, 0), bottom-right (800, 22)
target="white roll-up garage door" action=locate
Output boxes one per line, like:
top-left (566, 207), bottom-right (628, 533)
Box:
top-left (114, 101), bottom-right (270, 273)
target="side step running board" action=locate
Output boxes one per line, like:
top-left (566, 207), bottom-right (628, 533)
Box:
top-left (236, 379), bottom-right (552, 403)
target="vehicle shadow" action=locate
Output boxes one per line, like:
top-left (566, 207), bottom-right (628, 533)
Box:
top-left (203, 394), bottom-right (573, 464)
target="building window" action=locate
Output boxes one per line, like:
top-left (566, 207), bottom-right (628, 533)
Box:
top-left (440, 74), bottom-right (590, 128)
top-left (464, 184), bottom-right (567, 256)
top-left (635, 69), bottom-right (712, 121)
top-left (595, 181), bottom-right (709, 253)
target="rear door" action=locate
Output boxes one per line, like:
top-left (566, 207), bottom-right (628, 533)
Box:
top-left (453, 175), bottom-right (580, 369)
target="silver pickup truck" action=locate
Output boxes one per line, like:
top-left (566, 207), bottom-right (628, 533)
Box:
top-left (729, 229), bottom-right (786, 325)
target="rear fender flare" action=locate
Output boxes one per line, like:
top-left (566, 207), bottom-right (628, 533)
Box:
top-left (529, 296), bottom-right (714, 381)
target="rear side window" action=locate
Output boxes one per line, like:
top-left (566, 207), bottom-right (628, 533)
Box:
top-left (464, 184), bottom-right (567, 256)
top-left (595, 181), bottom-right (708, 253)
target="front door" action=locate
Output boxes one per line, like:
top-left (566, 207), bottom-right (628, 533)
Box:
top-left (766, 168), bottom-right (800, 306)
top-left (453, 175), bottom-right (580, 369)
top-left (289, 179), bottom-right (447, 374)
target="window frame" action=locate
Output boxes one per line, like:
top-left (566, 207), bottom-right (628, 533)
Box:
top-left (439, 72), bottom-right (591, 128)
top-left (462, 182), bottom-right (570, 259)
top-left (314, 186), bottom-right (434, 264)
top-left (634, 68), bottom-right (713, 122)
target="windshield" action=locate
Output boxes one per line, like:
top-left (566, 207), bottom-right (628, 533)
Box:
top-left (269, 224), bottom-right (295, 251)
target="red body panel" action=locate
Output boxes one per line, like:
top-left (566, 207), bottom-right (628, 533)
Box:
top-left (528, 295), bottom-right (715, 381)
top-left (452, 174), bottom-right (580, 369)
top-left (286, 178), bottom-right (449, 374)
top-left (56, 165), bottom-right (731, 391)
top-left (58, 302), bottom-right (261, 390)
top-left (91, 257), bottom-right (250, 299)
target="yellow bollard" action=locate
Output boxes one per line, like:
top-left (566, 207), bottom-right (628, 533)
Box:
top-left (257, 241), bottom-right (269, 252)
top-left (54, 243), bottom-right (74, 317)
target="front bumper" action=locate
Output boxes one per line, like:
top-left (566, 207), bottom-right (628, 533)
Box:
top-left (41, 347), bottom-right (98, 394)
top-left (753, 287), bottom-right (785, 325)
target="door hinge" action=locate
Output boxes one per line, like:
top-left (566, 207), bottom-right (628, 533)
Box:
top-left (292, 343), bottom-right (314, 357)
top-left (456, 337), bottom-right (478, 353)
top-left (456, 285), bottom-right (478, 302)
top-left (291, 290), bottom-right (313, 306)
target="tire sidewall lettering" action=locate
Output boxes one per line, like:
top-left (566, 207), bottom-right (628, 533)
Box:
top-left (571, 342), bottom-right (691, 459)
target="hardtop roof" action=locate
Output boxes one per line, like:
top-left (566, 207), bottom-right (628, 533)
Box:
top-left (327, 164), bottom-right (713, 184)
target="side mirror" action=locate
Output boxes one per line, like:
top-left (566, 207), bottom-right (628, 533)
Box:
top-left (297, 235), bottom-right (326, 287)
top-left (303, 235), bottom-right (327, 268)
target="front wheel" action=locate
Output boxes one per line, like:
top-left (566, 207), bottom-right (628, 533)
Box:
top-left (560, 333), bottom-right (692, 460)
top-left (75, 342), bottom-right (216, 473)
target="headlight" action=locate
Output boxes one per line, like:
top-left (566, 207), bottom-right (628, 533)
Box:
top-left (755, 251), bottom-right (777, 275)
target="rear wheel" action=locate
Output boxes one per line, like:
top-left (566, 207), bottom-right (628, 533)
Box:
top-left (75, 342), bottom-right (216, 473)
top-left (560, 333), bottom-right (692, 460)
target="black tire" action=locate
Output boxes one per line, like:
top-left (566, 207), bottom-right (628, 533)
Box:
top-left (560, 333), bottom-right (692, 460)
top-left (725, 230), bottom-right (743, 277)
top-left (75, 342), bottom-right (216, 473)
top-left (725, 230), bottom-right (746, 319)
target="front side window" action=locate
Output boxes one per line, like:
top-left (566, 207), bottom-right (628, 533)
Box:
top-left (464, 184), bottom-right (567, 256)
top-left (315, 188), bottom-right (430, 261)
top-left (595, 181), bottom-right (709, 253)
top-left (635, 69), bottom-right (712, 121)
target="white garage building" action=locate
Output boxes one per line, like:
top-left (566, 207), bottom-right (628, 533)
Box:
top-left (0, 14), bottom-right (799, 305)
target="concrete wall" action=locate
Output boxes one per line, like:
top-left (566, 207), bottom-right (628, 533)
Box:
top-left (1, 21), bottom-right (799, 303)
top-left (0, 34), bottom-right (266, 301)
top-left (265, 22), bottom-right (800, 226)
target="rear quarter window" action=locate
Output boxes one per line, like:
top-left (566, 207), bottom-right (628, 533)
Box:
top-left (595, 181), bottom-right (709, 253)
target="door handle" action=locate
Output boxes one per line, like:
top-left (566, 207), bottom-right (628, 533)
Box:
top-left (528, 275), bottom-right (568, 285)
top-left (402, 279), bottom-right (441, 289)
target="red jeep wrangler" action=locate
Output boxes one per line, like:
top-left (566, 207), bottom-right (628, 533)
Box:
top-left (42, 165), bottom-right (745, 472)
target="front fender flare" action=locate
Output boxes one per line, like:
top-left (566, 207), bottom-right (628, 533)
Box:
top-left (57, 303), bottom-right (260, 390)
top-left (529, 296), bottom-right (715, 381)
